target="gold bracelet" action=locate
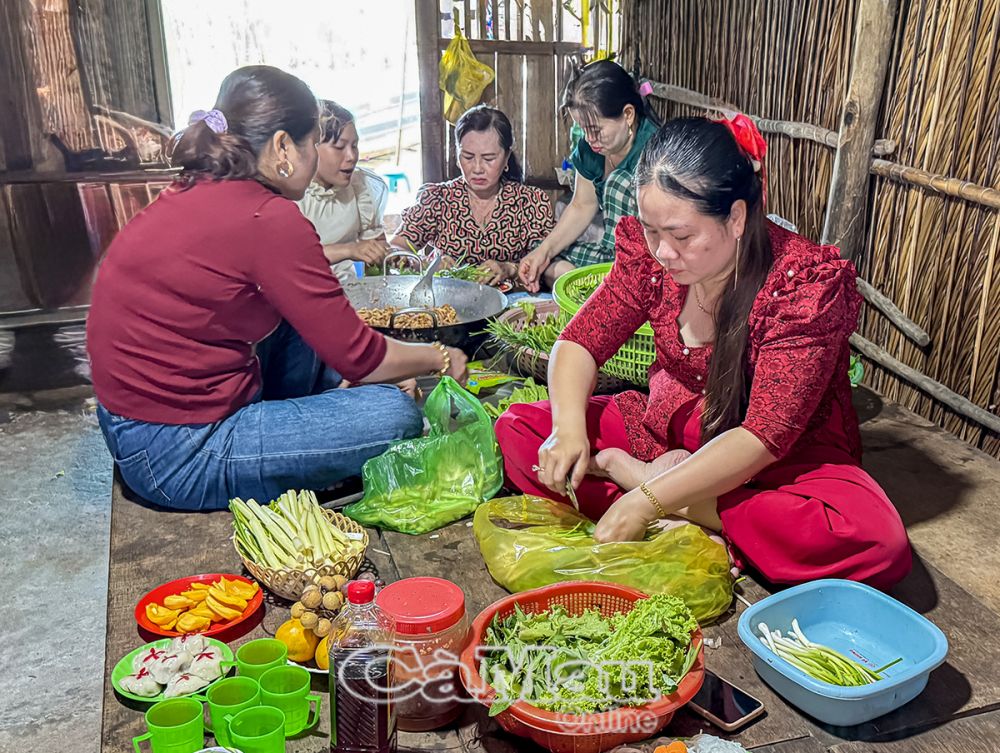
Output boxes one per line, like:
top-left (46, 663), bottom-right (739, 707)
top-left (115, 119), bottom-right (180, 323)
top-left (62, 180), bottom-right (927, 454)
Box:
top-left (638, 482), bottom-right (667, 519)
top-left (431, 341), bottom-right (450, 377)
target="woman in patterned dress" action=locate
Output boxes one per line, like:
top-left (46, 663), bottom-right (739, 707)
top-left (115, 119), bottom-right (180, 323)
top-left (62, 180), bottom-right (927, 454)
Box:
top-left (391, 105), bottom-right (554, 287)
top-left (518, 60), bottom-right (660, 293)
top-left (496, 115), bottom-right (912, 589)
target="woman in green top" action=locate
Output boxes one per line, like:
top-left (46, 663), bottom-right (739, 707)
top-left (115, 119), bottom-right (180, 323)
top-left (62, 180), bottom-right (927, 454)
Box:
top-left (519, 60), bottom-right (660, 292)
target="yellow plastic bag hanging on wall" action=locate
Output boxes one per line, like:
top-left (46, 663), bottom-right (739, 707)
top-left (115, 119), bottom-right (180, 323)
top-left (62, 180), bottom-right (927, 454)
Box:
top-left (473, 495), bottom-right (734, 624)
top-left (439, 28), bottom-right (495, 124)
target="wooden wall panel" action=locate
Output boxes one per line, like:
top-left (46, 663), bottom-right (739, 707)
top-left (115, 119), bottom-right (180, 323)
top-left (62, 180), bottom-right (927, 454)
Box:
top-left (0, 191), bottom-right (34, 310)
top-left (0, 1), bottom-right (47, 171)
top-left (4, 184), bottom-right (96, 309)
top-left (33, 1), bottom-right (97, 154)
top-left (494, 53), bottom-right (525, 166)
top-left (71, 0), bottom-right (161, 122)
top-left (423, 2), bottom-right (584, 186)
top-left (523, 52), bottom-right (557, 181)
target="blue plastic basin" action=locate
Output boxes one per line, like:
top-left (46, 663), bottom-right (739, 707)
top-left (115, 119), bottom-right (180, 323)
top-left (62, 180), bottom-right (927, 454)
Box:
top-left (737, 579), bottom-right (948, 726)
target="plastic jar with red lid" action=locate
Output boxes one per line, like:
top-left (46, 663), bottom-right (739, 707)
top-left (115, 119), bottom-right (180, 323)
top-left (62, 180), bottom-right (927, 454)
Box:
top-left (375, 577), bottom-right (470, 731)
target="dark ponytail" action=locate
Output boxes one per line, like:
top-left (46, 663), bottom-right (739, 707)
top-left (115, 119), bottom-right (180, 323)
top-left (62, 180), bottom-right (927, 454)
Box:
top-left (635, 117), bottom-right (772, 442)
top-left (454, 104), bottom-right (524, 183)
top-left (168, 65), bottom-right (318, 185)
top-left (561, 59), bottom-right (660, 130)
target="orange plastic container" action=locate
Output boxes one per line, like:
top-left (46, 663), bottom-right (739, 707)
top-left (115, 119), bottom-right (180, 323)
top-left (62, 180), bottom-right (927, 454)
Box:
top-left (458, 582), bottom-right (705, 753)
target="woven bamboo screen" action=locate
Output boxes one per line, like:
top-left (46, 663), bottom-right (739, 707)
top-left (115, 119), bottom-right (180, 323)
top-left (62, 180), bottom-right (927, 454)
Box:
top-left (863, 0), bottom-right (1000, 455)
top-left (623, 0), bottom-right (1000, 457)
top-left (622, 0), bottom-right (859, 241)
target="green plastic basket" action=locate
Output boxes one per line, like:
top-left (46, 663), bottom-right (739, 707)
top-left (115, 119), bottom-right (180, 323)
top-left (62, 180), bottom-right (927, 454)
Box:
top-left (553, 263), bottom-right (656, 386)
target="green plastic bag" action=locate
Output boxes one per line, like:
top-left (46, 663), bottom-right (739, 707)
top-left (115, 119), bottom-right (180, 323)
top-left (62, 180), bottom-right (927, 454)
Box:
top-left (473, 495), bottom-right (734, 624)
top-left (343, 377), bottom-right (503, 535)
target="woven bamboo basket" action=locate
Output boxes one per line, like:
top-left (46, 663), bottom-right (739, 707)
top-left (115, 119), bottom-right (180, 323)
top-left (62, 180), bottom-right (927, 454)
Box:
top-left (496, 301), bottom-right (635, 395)
top-left (233, 508), bottom-right (369, 601)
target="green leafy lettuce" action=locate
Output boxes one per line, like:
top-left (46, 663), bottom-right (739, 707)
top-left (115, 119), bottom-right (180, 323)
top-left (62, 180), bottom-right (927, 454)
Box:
top-left (480, 594), bottom-right (700, 715)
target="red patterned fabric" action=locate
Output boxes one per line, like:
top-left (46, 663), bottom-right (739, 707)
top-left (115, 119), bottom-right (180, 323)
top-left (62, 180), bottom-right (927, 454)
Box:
top-left (494, 399), bottom-right (912, 589)
top-left (559, 215), bottom-right (863, 463)
top-left (495, 218), bottom-right (913, 588)
top-left (393, 178), bottom-right (555, 264)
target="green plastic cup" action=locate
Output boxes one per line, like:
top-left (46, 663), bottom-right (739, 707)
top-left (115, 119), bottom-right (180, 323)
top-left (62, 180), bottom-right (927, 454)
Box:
top-left (132, 697), bottom-right (204, 753)
top-left (259, 665), bottom-right (322, 736)
top-left (235, 639), bottom-right (288, 680)
top-left (192, 675), bottom-right (260, 748)
top-left (225, 706), bottom-right (286, 753)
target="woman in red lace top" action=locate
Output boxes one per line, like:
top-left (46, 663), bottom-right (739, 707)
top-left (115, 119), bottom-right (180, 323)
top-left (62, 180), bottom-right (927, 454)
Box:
top-left (495, 116), bottom-right (911, 589)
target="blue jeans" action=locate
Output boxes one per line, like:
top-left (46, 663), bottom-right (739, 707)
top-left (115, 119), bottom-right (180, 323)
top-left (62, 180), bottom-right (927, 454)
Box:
top-left (97, 322), bottom-right (424, 510)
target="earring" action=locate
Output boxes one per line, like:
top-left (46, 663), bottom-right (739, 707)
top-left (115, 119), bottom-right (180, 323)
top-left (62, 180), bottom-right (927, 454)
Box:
top-left (734, 236), bottom-right (742, 288)
top-left (277, 158), bottom-right (294, 178)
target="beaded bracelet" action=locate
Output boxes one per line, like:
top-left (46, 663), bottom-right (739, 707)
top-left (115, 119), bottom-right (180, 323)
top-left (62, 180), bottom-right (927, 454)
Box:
top-left (638, 481), bottom-right (667, 519)
top-left (431, 341), bottom-right (450, 378)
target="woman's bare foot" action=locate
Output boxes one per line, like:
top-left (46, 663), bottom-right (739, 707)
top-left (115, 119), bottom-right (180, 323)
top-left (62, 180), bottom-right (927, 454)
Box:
top-left (589, 447), bottom-right (692, 490)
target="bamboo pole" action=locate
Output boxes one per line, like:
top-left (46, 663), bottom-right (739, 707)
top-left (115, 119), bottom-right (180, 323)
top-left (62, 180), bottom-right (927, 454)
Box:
top-left (822, 0), bottom-right (899, 260)
top-left (870, 159), bottom-right (1000, 209)
top-left (647, 82), bottom-right (896, 155)
top-left (856, 277), bottom-right (930, 347)
top-left (851, 334), bottom-right (1000, 434)
top-left (414, 0), bottom-right (445, 182)
top-left (394, 13), bottom-right (411, 165)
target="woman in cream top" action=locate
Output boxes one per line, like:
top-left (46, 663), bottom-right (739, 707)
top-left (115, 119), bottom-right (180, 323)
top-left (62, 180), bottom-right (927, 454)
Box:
top-left (297, 99), bottom-right (391, 284)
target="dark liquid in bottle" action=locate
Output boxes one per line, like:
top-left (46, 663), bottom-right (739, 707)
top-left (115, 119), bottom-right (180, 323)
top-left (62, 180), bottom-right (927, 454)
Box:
top-left (331, 648), bottom-right (396, 753)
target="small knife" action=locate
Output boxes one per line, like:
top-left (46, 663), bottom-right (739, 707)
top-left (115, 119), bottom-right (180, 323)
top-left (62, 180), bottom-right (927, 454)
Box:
top-left (565, 480), bottom-right (580, 511)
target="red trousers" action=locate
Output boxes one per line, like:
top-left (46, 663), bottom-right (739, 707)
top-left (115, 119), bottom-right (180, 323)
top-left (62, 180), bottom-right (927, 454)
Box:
top-left (494, 397), bottom-right (912, 590)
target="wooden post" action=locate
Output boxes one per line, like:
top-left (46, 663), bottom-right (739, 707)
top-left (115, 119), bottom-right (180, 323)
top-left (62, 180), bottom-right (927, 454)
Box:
top-left (414, 0), bottom-right (445, 183)
top-left (143, 0), bottom-right (174, 127)
top-left (394, 12), bottom-right (411, 165)
top-left (822, 0), bottom-right (898, 260)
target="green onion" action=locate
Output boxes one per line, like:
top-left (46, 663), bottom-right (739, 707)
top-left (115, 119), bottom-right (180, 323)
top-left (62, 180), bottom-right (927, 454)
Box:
top-left (485, 304), bottom-right (569, 355)
top-left (757, 620), bottom-right (901, 687)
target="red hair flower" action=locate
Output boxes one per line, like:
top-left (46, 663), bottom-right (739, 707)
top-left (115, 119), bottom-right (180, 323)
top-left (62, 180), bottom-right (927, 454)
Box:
top-left (715, 112), bottom-right (768, 201)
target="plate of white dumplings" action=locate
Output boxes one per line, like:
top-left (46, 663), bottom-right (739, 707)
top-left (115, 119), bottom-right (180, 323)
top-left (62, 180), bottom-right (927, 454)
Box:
top-left (112, 633), bottom-right (235, 703)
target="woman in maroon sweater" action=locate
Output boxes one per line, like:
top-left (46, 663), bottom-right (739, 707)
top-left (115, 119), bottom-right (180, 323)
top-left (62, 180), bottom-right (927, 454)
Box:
top-left (86, 66), bottom-right (467, 510)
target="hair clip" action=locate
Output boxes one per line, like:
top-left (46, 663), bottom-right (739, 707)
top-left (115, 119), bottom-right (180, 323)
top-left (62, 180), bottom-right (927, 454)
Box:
top-left (188, 109), bottom-right (228, 135)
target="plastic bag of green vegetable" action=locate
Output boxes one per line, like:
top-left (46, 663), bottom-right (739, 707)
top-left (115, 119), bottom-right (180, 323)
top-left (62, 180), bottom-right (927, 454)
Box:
top-left (343, 377), bottom-right (503, 535)
top-left (474, 495), bottom-right (734, 623)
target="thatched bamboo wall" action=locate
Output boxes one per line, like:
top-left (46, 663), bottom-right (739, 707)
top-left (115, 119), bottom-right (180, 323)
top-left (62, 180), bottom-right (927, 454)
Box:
top-left (622, 0), bottom-right (1000, 457)
top-left (863, 0), bottom-right (1000, 455)
top-left (622, 0), bottom-right (859, 242)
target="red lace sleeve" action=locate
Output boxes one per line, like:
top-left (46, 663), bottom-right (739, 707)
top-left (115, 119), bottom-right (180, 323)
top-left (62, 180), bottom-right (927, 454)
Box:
top-left (559, 216), bottom-right (654, 365)
top-left (393, 182), bottom-right (444, 248)
top-left (742, 251), bottom-right (861, 459)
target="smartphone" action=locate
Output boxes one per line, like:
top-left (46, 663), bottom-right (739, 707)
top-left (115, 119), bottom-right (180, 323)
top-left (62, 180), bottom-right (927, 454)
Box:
top-left (687, 670), bottom-right (765, 732)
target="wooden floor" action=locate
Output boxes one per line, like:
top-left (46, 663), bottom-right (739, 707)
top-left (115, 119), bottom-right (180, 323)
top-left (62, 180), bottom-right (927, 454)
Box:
top-left (101, 387), bottom-right (1000, 752)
